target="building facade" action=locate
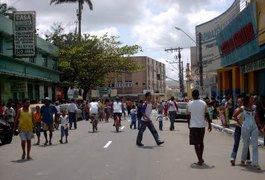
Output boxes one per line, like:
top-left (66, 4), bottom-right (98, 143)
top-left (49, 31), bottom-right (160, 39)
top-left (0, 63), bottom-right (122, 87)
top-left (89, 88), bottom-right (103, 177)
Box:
top-left (0, 14), bottom-right (60, 103)
top-left (216, 0), bottom-right (265, 99)
top-left (109, 56), bottom-right (166, 99)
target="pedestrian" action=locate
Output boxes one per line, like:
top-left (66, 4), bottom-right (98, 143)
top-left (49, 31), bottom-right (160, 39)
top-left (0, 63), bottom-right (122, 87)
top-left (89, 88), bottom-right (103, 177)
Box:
top-left (54, 101), bottom-right (61, 130)
top-left (59, 110), bottom-right (69, 144)
top-left (67, 99), bottom-right (78, 130)
top-left (130, 105), bottom-right (137, 129)
top-left (41, 97), bottom-right (57, 145)
top-left (232, 95), bottom-right (262, 170)
top-left (157, 101), bottom-right (164, 131)
top-left (112, 96), bottom-right (123, 127)
top-left (89, 99), bottom-right (99, 131)
top-left (104, 99), bottom-right (111, 123)
top-left (136, 100), bottom-right (143, 130)
top-left (13, 98), bottom-right (34, 160)
top-left (187, 89), bottom-right (212, 166)
top-left (4, 102), bottom-right (16, 130)
top-left (230, 97), bottom-right (250, 166)
top-left (167, 97), bottom-right (178, 131)
top-left (136, 92), bottom-right (164, 147)
top-left (33, 105), bottom-right (42, 145)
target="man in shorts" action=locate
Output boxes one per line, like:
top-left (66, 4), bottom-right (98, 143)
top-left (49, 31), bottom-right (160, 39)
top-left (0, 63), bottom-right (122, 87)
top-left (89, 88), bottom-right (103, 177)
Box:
top-left (41, 97), bottom-right (57, 145)
top-left (13, 98), bottom-right (34, 160)
top-left (187, 89), bottom-right (212, 166)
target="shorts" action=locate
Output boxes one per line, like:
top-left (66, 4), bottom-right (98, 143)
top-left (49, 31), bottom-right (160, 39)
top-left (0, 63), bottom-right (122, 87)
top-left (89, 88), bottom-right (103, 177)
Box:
top-left (34, 122), bottom-right (42, 136)
top-left (61, 126), bottom-right (69, 137)
top-left (19, 131), bottom-right (34, 141)
top-left (43, 122), bottom-right (54, 132)
top-left (189, 128), bottom-right (205, 145)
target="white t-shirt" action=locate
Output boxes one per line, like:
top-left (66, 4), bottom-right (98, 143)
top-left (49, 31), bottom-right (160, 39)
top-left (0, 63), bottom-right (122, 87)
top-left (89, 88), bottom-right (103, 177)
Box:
top-left (187, 99), bottom-right (208, 128)
top-left (67, 103), bottom-right (78, 113)
top-left (168, 100), bottom-right (177, 112)
top-left (89, 102), bottom-right (99, 114)
top-left (113, 101), bottom-right (123, 113)
top-left (60, 115), bottom-right (69, 126)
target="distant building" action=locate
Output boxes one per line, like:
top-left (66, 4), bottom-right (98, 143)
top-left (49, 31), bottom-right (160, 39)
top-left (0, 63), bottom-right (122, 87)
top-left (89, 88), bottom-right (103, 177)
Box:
top-left (108, 56), bottom-right (166, 100)
top-left (0, 14), bottom-right (60, 103)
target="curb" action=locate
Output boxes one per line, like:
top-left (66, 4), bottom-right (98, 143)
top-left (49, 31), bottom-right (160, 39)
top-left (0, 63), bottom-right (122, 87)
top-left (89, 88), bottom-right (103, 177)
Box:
top-left (211, 123), bottom-right (264, 146)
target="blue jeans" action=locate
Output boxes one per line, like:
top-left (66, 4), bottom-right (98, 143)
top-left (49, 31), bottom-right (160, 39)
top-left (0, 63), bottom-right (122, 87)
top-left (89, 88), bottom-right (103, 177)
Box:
top-left (241, 119), bottom-right (259, 166)
top-left (230, 126), bottom-right (250, 160)
top-left (169, 111), bottom-right (176, 130)
top-left (137, 117), bottom-right (142, 130)
top-left (69, 112), bottom-right (77, 129)
top-left (136, 121), bottom-right (160, 144)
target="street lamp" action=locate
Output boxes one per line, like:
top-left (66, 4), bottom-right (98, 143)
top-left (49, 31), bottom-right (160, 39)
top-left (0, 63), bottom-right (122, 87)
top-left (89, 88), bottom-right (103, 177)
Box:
top-left (174, 26), bottom-right (203, 92)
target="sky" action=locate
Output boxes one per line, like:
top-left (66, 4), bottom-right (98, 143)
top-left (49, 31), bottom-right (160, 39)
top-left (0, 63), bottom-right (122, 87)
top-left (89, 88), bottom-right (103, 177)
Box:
top-left (2, 0), bottom-right (235, 81)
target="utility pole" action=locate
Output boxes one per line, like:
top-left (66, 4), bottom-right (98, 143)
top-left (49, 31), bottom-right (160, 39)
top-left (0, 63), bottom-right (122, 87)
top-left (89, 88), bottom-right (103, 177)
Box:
top-left (198, 33), bottom-right (203, 90)
top-left (165, 47), bottom-right (184, 99)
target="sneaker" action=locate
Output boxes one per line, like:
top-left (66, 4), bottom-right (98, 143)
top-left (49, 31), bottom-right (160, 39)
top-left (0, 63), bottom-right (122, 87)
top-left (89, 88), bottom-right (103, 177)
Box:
top-left (230, 160), bottom-right (235, 166)
top-left (252, 165), bottom-right (261, 170)
top-left (157, 141), bottom-right (165, 146)
top-left (59, 140), bottom-right (63, 144)
top-left (136, 143), bottom-right (144, 147)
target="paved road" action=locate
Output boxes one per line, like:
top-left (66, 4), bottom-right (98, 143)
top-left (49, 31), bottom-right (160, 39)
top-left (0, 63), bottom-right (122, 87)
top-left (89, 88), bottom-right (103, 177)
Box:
top-left (0, 115), bottom-right (265, 180)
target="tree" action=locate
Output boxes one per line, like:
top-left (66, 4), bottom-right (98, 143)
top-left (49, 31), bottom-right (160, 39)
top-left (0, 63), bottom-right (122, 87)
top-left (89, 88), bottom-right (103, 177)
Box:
top-left (0, 3), bottom-right (16, 16)
top-left (46, 25), bottom-right (143, 99)
top-left (50, 0), bottom-right (93, 40)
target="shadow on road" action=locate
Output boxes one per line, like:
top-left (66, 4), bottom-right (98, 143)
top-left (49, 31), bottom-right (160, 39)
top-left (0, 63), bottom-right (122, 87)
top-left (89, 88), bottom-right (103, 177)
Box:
top-left (241, 166), bottom-right (265, 173)
top-left (11, 158), bottom-right (33, 163)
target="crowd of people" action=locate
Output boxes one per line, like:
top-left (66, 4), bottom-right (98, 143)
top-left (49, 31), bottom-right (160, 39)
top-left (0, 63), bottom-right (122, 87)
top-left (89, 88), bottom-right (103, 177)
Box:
top-left (0, 91), bottom-right (264, 170)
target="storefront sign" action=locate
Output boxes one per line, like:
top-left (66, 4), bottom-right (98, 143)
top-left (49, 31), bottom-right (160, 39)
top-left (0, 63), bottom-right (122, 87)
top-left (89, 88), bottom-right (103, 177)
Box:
top-left (13, 11), bottom-right (36, 57)
top-left (220, 23), bottom-right (254, 56)
top-left (241, 58), bottom-right (265, 73)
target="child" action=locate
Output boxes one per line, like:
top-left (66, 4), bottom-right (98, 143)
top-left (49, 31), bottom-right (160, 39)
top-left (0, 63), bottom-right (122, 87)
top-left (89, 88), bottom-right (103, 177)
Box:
top-left (59, 110), bottom-right (69, 144)
top-left (33, 106), bottom-right (42, 145)
top-left (130, 105), bottom-right (137, 129)
top-left (217, 105), bottom-right (226, 127)
top-left (157, 102), bottom-right (164, 131)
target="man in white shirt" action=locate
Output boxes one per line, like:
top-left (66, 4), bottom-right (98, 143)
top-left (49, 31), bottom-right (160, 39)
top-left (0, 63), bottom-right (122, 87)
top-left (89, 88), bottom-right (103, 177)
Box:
top-left (187, 89), bottom-right (212, 166)
top-left (167, 96), bottom-right (178, 131)
top-left (136, 92), bottom-right (164, 147)
top-left (67, 99), bottom-right (78, 130)
top-left (89, 99), bottom-right (99, 130)
top-left (112, 96), bottom-right (123, 126)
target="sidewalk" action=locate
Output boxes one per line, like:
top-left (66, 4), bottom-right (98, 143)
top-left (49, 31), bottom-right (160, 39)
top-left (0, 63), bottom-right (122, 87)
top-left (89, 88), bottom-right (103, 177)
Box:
top-left (211, 119), bottom-right (264, 146)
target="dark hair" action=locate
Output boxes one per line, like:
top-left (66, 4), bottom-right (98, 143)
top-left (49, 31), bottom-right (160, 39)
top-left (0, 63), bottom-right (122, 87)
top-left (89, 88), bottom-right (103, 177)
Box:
top-left (145, 92), bottom-right (151, 98)
top-left (22, 98), bottom-right (30, 104)
top-left (170, 96), bottom-right (175, 101)
top-left (192, 89), bottom-right (199, 99)
top-left (243, 95), bottom-right (251, 107)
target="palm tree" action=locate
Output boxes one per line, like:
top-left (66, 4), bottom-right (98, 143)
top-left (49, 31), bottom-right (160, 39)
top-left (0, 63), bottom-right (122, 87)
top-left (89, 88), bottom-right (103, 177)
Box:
top-left (50, 0), bottom-right (93, 40)
top-left (0, 3), bottom-right (16, 16)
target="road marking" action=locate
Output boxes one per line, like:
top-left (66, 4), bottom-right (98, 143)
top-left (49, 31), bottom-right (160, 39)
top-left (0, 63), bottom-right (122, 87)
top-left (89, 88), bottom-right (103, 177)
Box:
top-left (121, 126), bottom-right (125, 130)
top-left (104, 141), bottom-right (112, 148)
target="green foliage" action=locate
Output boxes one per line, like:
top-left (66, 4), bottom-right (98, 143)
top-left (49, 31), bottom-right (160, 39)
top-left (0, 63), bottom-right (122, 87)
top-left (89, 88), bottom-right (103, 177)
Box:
top-left (45, 24), bottom-right (143, 96)
top-left (0, 3), bottom-right (16, 16)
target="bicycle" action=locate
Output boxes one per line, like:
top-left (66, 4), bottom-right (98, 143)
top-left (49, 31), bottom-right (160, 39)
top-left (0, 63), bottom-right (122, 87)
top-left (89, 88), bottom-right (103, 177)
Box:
top-left (114, 113), bottom-right (121, 132)
top-left (90, 113), bottom-right (98, 132)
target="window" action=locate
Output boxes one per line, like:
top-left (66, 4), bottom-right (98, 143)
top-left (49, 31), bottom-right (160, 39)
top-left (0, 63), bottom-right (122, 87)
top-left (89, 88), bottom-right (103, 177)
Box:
top-left (42, 55), bottom-right (48, 67)
top-left (29, 57), bottom-right (35, 63)
top-left (125, 81), bottom-right (132, 87)
top-left (52, 60), bottom-right (58, 70)
top-left (116, 81), bottom-right (123, 88)
top-left (157, 74), bottom-right (161, 80)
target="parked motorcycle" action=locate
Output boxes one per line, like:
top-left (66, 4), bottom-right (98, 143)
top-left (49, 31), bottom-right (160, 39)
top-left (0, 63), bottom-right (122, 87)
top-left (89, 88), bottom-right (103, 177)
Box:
top-left (0, 119), bottom-right (13, 144)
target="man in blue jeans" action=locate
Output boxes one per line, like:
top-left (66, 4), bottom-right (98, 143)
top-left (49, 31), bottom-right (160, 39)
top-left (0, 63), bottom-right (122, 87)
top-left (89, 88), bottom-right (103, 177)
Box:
top-left (136, 92), bottom-right (164, 147)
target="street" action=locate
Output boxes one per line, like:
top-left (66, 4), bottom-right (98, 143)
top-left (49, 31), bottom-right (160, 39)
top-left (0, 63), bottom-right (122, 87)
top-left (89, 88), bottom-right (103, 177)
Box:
top-left (0, 115), bottom-right (265, 180)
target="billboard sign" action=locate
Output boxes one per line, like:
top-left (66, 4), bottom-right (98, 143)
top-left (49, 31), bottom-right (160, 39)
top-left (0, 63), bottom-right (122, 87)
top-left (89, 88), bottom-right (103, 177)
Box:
top-left (13, 11), bottom-right (36, 57)
top-left (195, 0), bottom-right (240, 71)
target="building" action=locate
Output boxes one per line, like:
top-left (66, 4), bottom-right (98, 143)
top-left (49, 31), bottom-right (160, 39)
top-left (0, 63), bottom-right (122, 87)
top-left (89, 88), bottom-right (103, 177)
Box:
top-left (109, 56), bottom-right (166, 100)
top-left (216, 0), bottom-right (265, 99)
top-left (0, 14), bottom-right (60, 103)
top-left (195, 0), bottom-right (241, 98)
